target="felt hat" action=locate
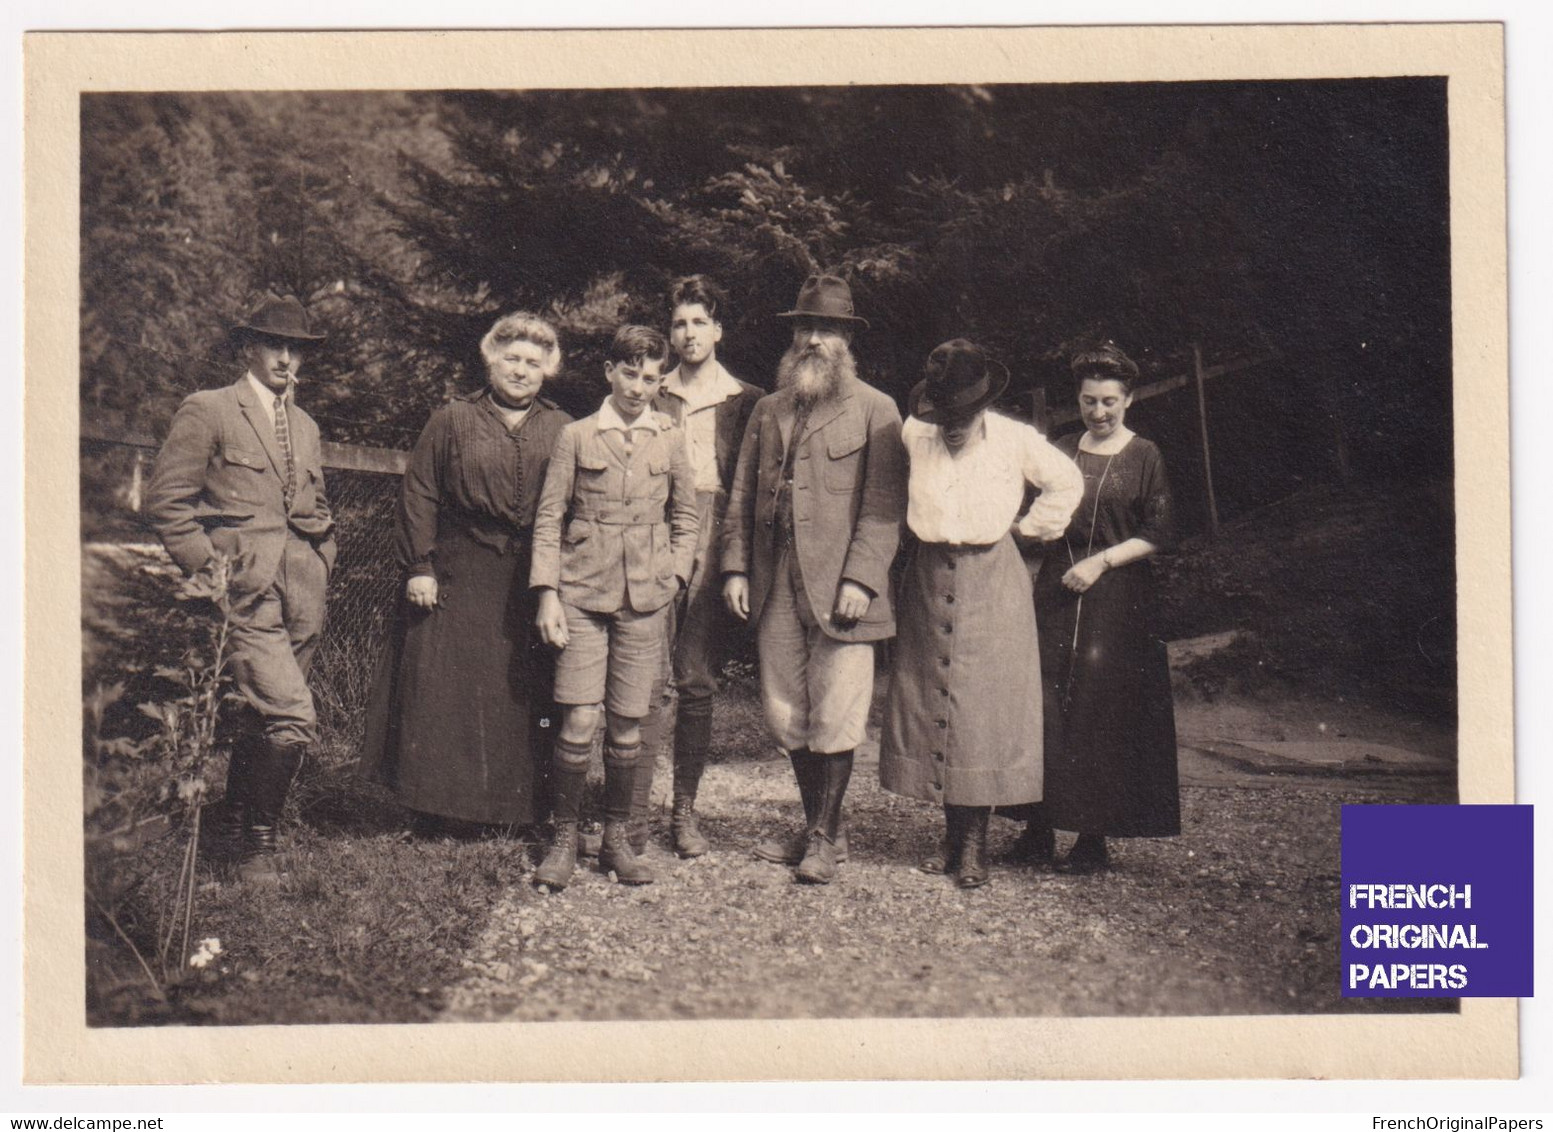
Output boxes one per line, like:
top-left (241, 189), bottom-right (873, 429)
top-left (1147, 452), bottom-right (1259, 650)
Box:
top-left (775, 274), bottom-right (870, 329)
top-left (232, 293), bottom-right (326, 342)
top-left (909, 338), bottom-right (1011, 424)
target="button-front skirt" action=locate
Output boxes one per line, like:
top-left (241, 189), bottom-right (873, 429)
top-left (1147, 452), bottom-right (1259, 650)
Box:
top-left (879, 534), bottom-right (1044, 807)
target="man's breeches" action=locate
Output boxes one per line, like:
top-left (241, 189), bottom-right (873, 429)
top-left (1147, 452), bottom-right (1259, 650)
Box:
top-left (226, 535), bottom-right (328, 747)
top-left (666, 490), bottom-right (729, 707)
top-left (756, 548), bottom-right (874, 755)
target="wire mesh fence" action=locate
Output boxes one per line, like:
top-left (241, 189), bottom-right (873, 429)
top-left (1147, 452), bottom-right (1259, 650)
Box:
top-left (81, 435), bottom-right (409, 764)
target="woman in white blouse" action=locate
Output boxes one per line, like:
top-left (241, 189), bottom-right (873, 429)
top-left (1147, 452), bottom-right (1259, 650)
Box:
top-left (879, 340), bottom-right (1084, 888)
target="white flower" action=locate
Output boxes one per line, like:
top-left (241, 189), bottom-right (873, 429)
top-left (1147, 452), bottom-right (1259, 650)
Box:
top-left (188, 937), bottom-right (223, 969)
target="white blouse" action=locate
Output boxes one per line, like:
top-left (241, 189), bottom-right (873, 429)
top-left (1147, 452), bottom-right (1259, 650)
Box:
top-left (902, 411), bottom-right (1084, 545)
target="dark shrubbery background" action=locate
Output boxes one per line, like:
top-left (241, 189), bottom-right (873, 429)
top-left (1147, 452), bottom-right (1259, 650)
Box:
top-left (81, 82), bottom-right (1452, 499)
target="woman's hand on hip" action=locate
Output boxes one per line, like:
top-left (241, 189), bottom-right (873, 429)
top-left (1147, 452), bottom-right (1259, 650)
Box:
top-left (1062, 555), bottom-right (1108, 594)
top-left (406, 575), bottom-right (439, 609)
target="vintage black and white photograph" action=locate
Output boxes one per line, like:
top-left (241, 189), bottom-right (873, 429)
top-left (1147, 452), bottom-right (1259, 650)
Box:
top-left (28, 24), bottom-right (1513, 1083)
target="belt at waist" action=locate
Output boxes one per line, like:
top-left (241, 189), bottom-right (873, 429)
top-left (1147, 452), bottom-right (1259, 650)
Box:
top-left (570, 509), bottom-right (667, 526)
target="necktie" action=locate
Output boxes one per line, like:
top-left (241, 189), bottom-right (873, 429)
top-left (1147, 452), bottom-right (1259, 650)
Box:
top-left (273, 393), bottom-right (296, 510)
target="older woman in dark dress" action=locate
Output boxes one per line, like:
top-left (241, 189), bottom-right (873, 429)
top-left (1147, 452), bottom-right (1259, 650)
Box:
top-left (1016, 342), bottom-right (1180, 873)
top-left (360, 312), bottom-right (572, 831)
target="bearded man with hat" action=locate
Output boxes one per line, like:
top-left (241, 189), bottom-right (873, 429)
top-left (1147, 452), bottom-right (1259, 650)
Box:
top-left (878, 339), bottom-right (1083, 889)
top-left (721, 274), bottom-right (906, 884)
top-left (145, 292), bottom-right (337, 884)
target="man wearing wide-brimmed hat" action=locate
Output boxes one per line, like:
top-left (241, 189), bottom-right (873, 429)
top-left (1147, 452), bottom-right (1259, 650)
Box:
top-left (721, 274), bottom-right (906, 884)
top-left (146, 292), bottom-right (337, 884)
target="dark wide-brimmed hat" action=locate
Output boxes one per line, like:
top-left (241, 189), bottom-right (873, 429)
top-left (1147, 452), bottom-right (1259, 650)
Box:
top-left (909, 338), bottom-right (1011, 424)
top-left (775, 274), bottom-right (870, 329)
top-left (231, 293), bottom-right (326, 343)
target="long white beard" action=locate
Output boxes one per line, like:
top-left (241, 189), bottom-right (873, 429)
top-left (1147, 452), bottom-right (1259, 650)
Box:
top-left (777, 340), bottom-right (856, 407)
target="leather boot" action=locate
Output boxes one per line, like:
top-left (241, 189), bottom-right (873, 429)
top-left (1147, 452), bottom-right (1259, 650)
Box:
top-left (237, 822), bottom-right (282, 885)
top-left (214, 801), bottom-right (248, 867)
top-left (631, 680), bottom-right (672, 853)
top-left (671, 794), bottom-right (709, 858)
top-left (1004, 810), bottom-right (1057, 867)
top-left (797, 750), bottom-right (853, 885)
top-left (237, 737), bottom-right (303, 885)
top-left (955, 806), bottom-right (991, 889)
top-left (918, 805), bottom-right (963, 876)
top-left (669, 697), bottom-right (712, 857)
top-left (214, 727), bottom-right (258, 865)
top-left (599, 743), bottom-right (653, 884)
top-left (535, 739), bottom-right (590, 890)
top-left (1060, 833), bottom-right (1110, 874)
top-left (627, 751), bottom-right (656, 855)
top-left (754, 750), bottom-right (851, 865)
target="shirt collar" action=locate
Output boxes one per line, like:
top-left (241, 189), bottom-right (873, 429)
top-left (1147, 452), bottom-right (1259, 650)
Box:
top-left (596, 397), bottom-right (662, 435)
top-left (662, 360), bottom-right (741, 413)
top-left (905, 412), bottom-right (989, 451)
top-left (247, 371), bottom-right (290, 406)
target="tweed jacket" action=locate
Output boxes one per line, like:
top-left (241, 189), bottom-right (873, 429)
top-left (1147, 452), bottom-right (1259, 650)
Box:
top-left (652, 362), bottom-right (764, 498)
top-left (721, 377), bottom-right (906, 642)
top-left (145, 375), bottom-right (337, 595)
top-left (530, 409), bottom-right (700, 615)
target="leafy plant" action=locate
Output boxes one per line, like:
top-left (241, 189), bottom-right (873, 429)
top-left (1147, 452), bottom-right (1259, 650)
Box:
top-left (85, 552), bottom-right (240, 997)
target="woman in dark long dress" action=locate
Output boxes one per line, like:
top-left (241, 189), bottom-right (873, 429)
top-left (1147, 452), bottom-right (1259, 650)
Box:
top-left (360, 312), bottom-right (572, 829)
top-left (1021, 342), bottom-right (1179, 873)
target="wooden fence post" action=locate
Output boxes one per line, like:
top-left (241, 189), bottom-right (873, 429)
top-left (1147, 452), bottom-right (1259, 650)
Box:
top-left (1193, 342), bottom-right (1221, 539)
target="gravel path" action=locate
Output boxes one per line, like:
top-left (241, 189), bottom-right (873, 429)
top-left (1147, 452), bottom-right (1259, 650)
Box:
top-left (440, 682), bottom-right (1455, 1023)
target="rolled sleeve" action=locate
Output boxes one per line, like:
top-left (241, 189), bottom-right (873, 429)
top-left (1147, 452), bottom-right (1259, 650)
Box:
top-left (1015, 430), bottom-right (1084, 542)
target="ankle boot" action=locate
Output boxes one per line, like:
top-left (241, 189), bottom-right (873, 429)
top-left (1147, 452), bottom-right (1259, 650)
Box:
top-left (535, 821), bottom-right (579, 889)
top-left (236, 737), bottom-right (304, 884)
top-left (237, 821), bottom-right (282, 885)
top-left (671, 794), bottom-right (709, 858)
top-left (918, 805), bottom-right (963, 876)
top-left (669, 697), bottom-right (712, 857)
top-left (536, 740), bottom-right (590, 890)
top-left (600, 820), bottom-right (655, 885)
top-left (599, 741), bottom-right (653, 884)
top-left (1005, 814), bottom-right (1056, 867)
top-left (956, 806), bottom-right (991, 889)
top-left (797, 750), bottom-right (853, 885)
top-left (1060, 832), bottom-right (1110, 874)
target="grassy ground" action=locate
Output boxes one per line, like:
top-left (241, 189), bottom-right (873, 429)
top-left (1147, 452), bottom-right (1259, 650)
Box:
top-left (87, 670), bottom-right (1455, 1027)
top-left (84, 478), bottom-right (1459, 1026)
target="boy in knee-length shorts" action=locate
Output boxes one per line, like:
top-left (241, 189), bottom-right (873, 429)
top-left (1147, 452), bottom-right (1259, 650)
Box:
top-left (530, 325), bottom-right (699, 888)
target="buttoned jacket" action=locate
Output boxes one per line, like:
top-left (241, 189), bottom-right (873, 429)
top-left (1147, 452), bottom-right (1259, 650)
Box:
top-left (721, 377), bottom-right (906, 642)
top-left (145, 376), bottom-right (336, 595)
top-left (530, 410), bottom-right (700, 614)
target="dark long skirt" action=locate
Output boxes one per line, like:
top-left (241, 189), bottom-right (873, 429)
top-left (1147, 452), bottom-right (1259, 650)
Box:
top-left (360, 528), bottom-right (556, 825)
top-left (880, 536), bottom-right (1044, 807)
top-left (1034, 551), bottom-right (1180, 837)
